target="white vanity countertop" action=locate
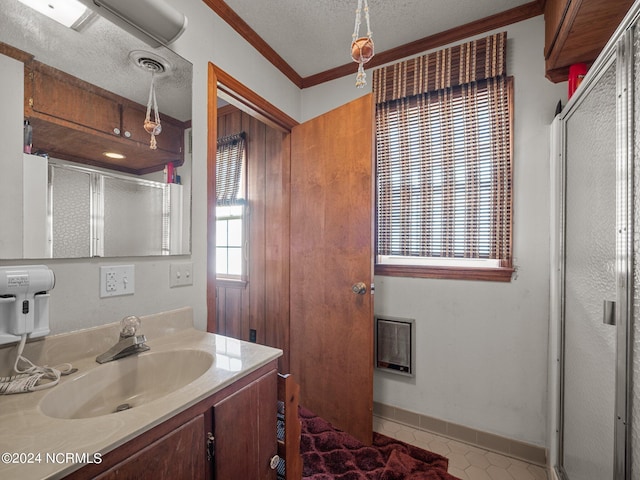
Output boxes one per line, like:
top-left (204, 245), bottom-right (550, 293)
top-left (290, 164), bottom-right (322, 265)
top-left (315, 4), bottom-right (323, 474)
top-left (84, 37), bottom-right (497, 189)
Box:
top-left (0, 307), bottom-right (282, 479)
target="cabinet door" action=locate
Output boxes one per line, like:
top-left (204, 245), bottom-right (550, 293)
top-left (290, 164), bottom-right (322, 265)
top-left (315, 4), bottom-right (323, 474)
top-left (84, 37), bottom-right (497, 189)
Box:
top-left (121, 104), bottom-right (184, 155)
top-left (213, 370), bottom-right (277, 480)
top-left (94, 415), bottom-right (206, 480)
top-left (30, 68), bottom-right (121, 137)
top-left (543, 0), bottom-right (568, 59)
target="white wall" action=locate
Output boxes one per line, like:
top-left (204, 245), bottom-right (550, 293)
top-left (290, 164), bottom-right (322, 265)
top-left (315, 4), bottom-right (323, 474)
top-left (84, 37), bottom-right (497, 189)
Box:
top-left (0, 0), bottom-right (301, 334)
top-left (0, 54), bottom-right (24, 258)
top-left (302, 16), bottom-right (567, 447)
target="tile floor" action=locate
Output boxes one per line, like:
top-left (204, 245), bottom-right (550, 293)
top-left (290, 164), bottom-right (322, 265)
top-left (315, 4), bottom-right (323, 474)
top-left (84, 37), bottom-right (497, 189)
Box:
top-left (373, 416), bottom-right (548, 480)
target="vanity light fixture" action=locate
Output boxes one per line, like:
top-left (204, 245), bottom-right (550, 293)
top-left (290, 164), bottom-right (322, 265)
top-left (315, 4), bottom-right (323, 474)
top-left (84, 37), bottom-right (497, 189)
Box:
top-left (17, 0), bottom-right (92, 29)
top-left (351, 0), bottom-right (374, 88)
top-left (103, 152), bottom-right (126, 160)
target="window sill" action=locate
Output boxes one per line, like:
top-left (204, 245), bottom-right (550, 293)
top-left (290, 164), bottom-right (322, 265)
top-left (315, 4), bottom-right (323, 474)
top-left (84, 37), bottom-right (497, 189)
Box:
top-left (375, 264), bottom-right (514, 282)
top-left (216, 278), bottom-right (248, 288)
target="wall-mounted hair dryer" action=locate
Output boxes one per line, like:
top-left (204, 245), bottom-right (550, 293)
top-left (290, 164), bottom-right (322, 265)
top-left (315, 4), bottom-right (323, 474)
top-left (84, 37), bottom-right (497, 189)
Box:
top-left (0, 265), bottom-right (55, 345)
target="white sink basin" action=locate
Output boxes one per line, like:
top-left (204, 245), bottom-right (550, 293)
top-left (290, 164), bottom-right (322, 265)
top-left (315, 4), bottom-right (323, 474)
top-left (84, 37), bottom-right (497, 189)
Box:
top-left (39, 349), bottom-right (213, 419)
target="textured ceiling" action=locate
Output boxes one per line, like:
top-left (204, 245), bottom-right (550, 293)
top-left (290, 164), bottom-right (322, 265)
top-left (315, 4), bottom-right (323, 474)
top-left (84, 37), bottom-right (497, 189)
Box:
top-left (1, 0), bottom-right (535, 115)
top-left (0, 0), bottom-right (192, 121)
top-left (222, 0), bottom-right (534, 77)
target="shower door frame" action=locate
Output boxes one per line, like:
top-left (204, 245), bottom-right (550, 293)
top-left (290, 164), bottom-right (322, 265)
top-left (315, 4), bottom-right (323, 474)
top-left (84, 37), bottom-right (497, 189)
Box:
top-left (555, 3), bottom-right (638, 479)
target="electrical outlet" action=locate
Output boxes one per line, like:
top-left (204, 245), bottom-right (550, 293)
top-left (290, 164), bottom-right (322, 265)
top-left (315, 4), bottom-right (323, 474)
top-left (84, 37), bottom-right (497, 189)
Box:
top-left (170, 262), bottom-right (193, 287)
top-left (105, 272), bottom-right (117, 292)
top-left (100, 265), bottom-right (135, 297)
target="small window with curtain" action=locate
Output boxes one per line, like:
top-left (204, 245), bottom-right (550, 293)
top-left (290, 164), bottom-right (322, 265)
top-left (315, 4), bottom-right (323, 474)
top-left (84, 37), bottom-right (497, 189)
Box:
top-left (216, 132), bottom-right (246, 280)
top-left (373, 32), bottom-right (514, 282)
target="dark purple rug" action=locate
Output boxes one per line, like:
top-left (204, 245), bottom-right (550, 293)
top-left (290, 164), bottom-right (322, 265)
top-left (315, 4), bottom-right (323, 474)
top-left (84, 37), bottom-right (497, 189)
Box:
top-left (300, 406), bottom-right (461, 480)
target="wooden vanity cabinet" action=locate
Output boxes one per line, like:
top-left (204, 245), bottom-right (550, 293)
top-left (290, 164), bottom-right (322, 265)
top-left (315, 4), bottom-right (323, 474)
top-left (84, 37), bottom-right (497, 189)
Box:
top-left (212, 369), bottom-right (278, 479)
top-left (544, 0), bottom-right (634, 82)
top-left (24, 61), bottom-right (186, 175)
top-left (93, 415), bottom-right (207, 480)
top-left (65, 361), bottom-right (278, 480)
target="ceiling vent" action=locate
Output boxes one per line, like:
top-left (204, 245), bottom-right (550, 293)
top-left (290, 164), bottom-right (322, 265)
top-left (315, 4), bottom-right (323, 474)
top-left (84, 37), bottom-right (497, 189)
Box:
top-left (129, 51), bottom-right (170, 75)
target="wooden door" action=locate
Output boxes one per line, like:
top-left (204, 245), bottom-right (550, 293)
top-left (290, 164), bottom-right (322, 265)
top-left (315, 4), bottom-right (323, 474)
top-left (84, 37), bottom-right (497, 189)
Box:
top-left (290, 94), bottom-right (374, 445)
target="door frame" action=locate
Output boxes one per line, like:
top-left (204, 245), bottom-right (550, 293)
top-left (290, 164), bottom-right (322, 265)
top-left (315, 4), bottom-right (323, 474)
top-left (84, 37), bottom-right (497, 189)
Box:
top-left (206, 62), bottom-right (298, 334)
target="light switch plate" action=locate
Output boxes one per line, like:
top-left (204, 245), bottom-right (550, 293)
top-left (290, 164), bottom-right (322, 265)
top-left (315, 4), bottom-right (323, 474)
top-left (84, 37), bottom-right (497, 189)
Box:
top-left (100, 265), bottom-right (135, 297)
top-left (170, 262), bottom-right (193, 287)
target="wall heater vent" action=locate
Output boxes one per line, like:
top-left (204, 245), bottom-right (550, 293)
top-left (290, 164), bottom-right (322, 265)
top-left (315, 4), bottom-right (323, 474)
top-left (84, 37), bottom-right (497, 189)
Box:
top-left (375, 316), bottom-right (415, 377)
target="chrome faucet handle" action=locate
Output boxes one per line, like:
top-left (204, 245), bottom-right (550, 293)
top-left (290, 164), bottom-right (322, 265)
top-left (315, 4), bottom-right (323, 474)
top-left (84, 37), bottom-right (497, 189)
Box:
top-left (120, 315), bottom-right (141, 338)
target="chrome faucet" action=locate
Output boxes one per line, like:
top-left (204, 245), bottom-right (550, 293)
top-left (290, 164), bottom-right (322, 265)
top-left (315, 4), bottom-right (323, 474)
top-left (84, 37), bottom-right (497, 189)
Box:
top-left (96, 315), bottom-right (150, 364)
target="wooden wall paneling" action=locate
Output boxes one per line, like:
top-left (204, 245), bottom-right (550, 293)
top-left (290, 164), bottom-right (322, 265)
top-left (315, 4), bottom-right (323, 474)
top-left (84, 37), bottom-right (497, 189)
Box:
top-left (216, 287), bottom-right (225, 335)
top-left (223, 286), bottom-right (244, 340)
top-left (238, 111), bottom-right (251, 343)
top-left (247, 114), bottom-right (268, 345)
top-left (216, 103), bottom-right (292, 368)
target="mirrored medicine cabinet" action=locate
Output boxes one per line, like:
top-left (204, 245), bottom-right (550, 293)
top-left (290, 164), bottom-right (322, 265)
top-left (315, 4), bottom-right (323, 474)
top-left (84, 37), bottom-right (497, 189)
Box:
top-left (0, 0), bottom-right (192, 259)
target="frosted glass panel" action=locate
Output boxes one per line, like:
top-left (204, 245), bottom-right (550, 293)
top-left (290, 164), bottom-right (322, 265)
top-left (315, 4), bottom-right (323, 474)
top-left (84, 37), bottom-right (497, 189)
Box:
top-left (50, 166), bottom-right (91, 258)
top-left (103, 178), bottom-right (166, 257)
top-left (633, 22), bottom-right (640, 480)
top-left (563, 60), bottom-right (617, 480)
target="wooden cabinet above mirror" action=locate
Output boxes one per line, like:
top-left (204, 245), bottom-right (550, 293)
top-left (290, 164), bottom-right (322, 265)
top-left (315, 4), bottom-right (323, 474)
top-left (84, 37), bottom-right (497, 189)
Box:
top-left (544, 0), bottom-right (634, 82)
top-left (25, 60), bottom-right (187, 175)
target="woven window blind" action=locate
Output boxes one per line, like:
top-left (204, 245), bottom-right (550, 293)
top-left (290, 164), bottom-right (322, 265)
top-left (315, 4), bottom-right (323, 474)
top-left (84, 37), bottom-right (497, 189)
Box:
top-left (373, 32), bottom-right (512, 268)
top-left (216, 132), bottom-right (246, 206)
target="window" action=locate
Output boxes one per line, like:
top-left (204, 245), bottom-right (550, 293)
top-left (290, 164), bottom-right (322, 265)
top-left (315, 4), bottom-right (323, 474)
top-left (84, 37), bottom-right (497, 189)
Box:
top-left (216, 132), bottom-right (246, 279)
top-left (373, 32), bottom-right (513, 282)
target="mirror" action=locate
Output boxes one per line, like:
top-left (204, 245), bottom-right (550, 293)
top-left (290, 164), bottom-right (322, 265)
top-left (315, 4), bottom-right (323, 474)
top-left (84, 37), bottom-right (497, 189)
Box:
top-left (0, 0), bottom-right (192, 258)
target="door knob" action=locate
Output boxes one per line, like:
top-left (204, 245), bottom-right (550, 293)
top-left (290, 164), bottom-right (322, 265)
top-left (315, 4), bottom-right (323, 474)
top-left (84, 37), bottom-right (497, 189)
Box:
top-left (352, 282), bottom-right (367, 295)
top-left (270, 454), bottom-right (280, 470)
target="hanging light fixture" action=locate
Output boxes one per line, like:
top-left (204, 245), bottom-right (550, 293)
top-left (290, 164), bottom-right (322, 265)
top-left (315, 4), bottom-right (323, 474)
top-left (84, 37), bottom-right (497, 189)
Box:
top-left (130, 55), bottom-right (167, 150)
top-left (351, 0), bottom-right (374, 88)
top-left (144, 71), bottom-right (162, 150)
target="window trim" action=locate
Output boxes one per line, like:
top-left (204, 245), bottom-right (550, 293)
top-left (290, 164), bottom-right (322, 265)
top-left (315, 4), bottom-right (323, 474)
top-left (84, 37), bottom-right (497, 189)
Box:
top-left (215, 131), bottom-right (247, 281)
top-left (375, 263), bottom-right (514, 282)
top-left (215, 204), bottom-right (247, 281)
top-left (374, 77), bottom-right (515, 282)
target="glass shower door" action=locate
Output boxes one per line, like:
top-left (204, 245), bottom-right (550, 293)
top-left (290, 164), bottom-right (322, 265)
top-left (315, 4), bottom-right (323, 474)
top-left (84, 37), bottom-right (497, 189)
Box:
top-left (633, 20), bottom-right (640, 480)
top-left (562, 58), bottom-right (618, 479)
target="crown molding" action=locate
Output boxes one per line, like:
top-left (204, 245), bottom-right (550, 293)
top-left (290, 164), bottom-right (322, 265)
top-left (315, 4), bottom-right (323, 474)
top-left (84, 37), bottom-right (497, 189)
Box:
top-left (202, 0), bottom-right (304, 88)
top-left (203, 0), bottom-right (543, 89)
